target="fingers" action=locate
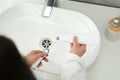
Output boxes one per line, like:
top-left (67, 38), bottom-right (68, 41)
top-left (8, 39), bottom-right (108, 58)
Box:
top-left (81, 44), bottom-right (86, 48)
top-left (30, 50), bottom-right (48, 58)
top-left (43, 57), bottom-right (49, 62)
top-left (37, 62), bottom-right (42, 68)
top-left (72, 36), bottom-right (86, 47)
top-left (35, 52), bottom-right (46, 59)
top-left (73, 36), bottom-right (78, 45)
top-left (36, 52), bottom-right (46, 56)
top-left (31, 50), bottom-right (43, 54)
top-left (81, 44), bottom-right (86, 52)
top-left (70, 43), bottom-right (73, 48)
top-left (37, 57), bottom-right (49, 68)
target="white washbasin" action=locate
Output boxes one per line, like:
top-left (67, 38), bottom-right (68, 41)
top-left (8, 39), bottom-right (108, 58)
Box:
top-left (0, 0), bottom-right (13, 14)
top-left (0, 3), bottom-right (101, 80)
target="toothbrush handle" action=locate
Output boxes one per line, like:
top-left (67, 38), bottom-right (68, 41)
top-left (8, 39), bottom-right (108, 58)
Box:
top-left (31, 49), bottom-right (49, 70)
top-left (31, 55), bottom-right (46, 70)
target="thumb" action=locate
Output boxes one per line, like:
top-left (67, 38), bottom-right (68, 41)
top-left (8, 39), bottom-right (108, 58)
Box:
top-left (35, 52), bottom-right (46, 59)
top-left (73, 36), bottom-right (78, 46)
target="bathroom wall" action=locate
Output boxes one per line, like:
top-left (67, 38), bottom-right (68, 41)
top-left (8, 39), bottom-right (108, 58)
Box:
top-left (11, 0), bottom-right (44, 4)
top-left (71, 0), bottom-right (120, 8)
top-left (58, 1), bottom-right (120, 80)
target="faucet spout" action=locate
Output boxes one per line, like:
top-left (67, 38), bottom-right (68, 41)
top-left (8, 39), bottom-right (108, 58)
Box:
top-left (42, 0), bottom-right (56, 17)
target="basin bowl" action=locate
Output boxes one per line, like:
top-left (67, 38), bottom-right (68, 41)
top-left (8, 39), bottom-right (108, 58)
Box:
top-left (0, 3), bottom-right (101, 80)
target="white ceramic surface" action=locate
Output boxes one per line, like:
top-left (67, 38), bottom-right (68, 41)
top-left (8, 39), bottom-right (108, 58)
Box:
top-left (0, 0), bottom-right (44, 14)
top-left (0, 3), bottom-right (100, 80)
top-left (0, 0), bottom-right (13, 14)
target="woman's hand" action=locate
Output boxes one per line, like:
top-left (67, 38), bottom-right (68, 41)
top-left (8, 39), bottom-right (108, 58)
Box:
top-left (24, 50), bottom-right (48, 67)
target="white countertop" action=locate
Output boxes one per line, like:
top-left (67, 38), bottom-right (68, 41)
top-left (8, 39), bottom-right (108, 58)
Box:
top-left (58, 1), bottom-right (120, 80)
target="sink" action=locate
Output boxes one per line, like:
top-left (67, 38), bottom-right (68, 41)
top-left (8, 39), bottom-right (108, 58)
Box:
top-left (0, 3), bottom-right (101, 80)
top-left (0, 0), bottom-right (13, 14)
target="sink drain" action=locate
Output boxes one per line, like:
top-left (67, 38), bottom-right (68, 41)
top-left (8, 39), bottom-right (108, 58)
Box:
top-left (40, 37), bottom-right (53, 49)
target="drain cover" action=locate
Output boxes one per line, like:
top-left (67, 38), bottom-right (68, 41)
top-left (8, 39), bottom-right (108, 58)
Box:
top-left (40, 37), bottom-right (53, 49)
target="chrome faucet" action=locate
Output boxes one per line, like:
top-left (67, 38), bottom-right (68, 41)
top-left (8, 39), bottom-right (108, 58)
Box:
top-left (42, 0), bottom-right (56, 17)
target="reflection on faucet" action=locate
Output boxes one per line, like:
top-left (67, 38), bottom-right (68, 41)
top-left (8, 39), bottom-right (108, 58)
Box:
top-left (42, 0), bottom-right (56, 17)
